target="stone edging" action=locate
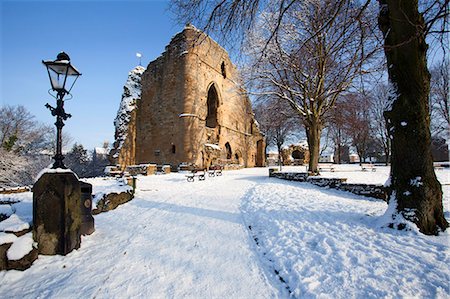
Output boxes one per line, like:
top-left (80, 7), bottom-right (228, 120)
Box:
top-left (269, 169), bottom-right (387, 201)
top-left (92, 191), bottom-right (134, 215)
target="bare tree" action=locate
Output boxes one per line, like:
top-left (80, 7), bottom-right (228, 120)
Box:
top-left (342, 93), bottom-right (374, 163)
top-left (327, 98), bottom-right (351, 164)
top-left (244, 1), bottom-right (379, 173)
top-left (254, 99), bottom-right (299, 170)
top-left (378, 0), bottom-right (448, 234)
top-left (429, 59), bottom-right (449, 138)
top-left (0, 105), bottom-right (65, 187)
top-left (369, 83), bottom-right (391, 164)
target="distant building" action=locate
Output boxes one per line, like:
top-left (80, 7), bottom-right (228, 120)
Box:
top-left (349, 153), bottom-right (360, 163)
top-left (266, 151), bottom-right (279, 166)
top-left (319, 153), bottom-right (334, 163)
top-left (281, 142), bottom-right (309, 165)
top-left (93, 147), bottom-right (109, 160)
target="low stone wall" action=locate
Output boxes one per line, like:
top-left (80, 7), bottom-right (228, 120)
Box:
top-left (92, 191), bottom-right (134, 215)
top-left (0, 242), bottom-right (38, 271)
top-left (0, 187), bottom-right (31, 195)
top-left (339, 183), bottom-right (387, 200)
top-left (123, 164), bottom-right (172, 176)
top-left (0, 227), bottom-right (38, 271)
top-left (269, 170), bottom-right (309, 182)
top-left (269, 169), bottom-right (387, 201)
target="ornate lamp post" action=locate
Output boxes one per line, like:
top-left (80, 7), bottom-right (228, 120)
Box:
top-left (33, 52), bottom-right (92, 256)
top-left (43, 52), bottom-right (81, 168)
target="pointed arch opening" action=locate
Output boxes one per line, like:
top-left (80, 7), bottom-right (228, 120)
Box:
top-left (206, 84), bottom-right (219, 128)
top-left (225, 142), bottom-right (232, 160)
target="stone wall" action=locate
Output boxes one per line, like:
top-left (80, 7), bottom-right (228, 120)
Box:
top-left (281, 144), bottom-right (310, 166)
top-left (269, 170), bottom-right (387, 200)
top-left (129, 25), bottom-right (265, 169)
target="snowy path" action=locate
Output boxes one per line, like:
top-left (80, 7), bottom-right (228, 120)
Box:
top-left (0, 167), bottom-right (449, 298)
top-left (0, 169), bottom-right (280, 298)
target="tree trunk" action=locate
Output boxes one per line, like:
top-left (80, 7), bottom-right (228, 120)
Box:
top-left (378, 0), bottom-right (448, 234)
top-left (306, 118), bottom-right (322, 175)
top-left (384, 137), bottom-right (390, 166)
top-left (277, 143), bottom-right (283, 171)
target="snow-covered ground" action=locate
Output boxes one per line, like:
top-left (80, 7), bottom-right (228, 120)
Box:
top-left (0, 166), bottom-right (449, 298)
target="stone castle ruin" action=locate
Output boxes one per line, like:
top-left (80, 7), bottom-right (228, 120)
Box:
top-left (111, 25), bottom-right (265, 170)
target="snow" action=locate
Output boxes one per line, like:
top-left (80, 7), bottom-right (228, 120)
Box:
top-left (385, 81), bottom-right (399, 111)
top-left (0, 205), bottom-right (13, 217)
top-left (0, 214), bottom-right (30, 233)
top-left (243, 179), bottom-right (448, 297)
top-left (81, 177), bottom-right (131, 208)
top-left (204, 143), bottom-right (221, 150)
top-left (94, 147), bottom-right (108, 155)
top-left (401, 121), bottom-right (407, 126)
top-left (7, 233), bottom-right (34, 261)
top-left (0, 232), bottom-right (17, 245)
top-left (112, 65), bottom-right (146, 155)
top-left (0, 192), bottom-right (32, 234)
top-left (35, 167), bottom-right (78, 182)
top-left (178, 113), bottom-right (198, 118)
top-left (0, 166), bottom-right (448, 298)
top-left (410, 176), bottom-right (423, 187)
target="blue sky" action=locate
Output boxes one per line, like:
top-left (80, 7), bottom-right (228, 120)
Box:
top-left (1, 0), bottom-right (180, 150)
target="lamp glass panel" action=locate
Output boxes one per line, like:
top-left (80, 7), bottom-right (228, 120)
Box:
top-left (47, 67), bottom-right (67, 91)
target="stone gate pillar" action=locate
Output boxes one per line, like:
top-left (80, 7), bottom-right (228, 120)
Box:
top-left (33, 172), bottom-right (82, 255)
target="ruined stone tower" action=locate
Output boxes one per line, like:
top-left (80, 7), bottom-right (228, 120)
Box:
top-left (112, 25), bottom-right (265, 170)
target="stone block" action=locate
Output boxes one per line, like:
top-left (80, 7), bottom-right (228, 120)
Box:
top-left (7, 247), bottom-right (38, 271)
top-left (0, 242), bottom-right (12, 270)
top-left (147, 164), bottom-right (157, 175)
top-left (33, 172), bottom-right (82, 255)
top-left (163, 165), bottom-right (171, 174)
top-left (92, 191), bottom-right (133, 215)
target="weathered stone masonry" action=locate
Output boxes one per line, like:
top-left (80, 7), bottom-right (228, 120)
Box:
top-left (113, 25), bottom-right (265, 169)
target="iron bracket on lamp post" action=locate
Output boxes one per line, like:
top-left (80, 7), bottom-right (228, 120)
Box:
top-left (42, 52), bottom-right (81, 169)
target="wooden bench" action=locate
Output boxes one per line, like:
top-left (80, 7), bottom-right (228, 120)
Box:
top-left (207, 168), bottom-right (223, 177)
top-left (361, 164), bottom-right (376, 172)
top-left (186, 169), bottom-right (206, 182)
top-left (209, 165), bottom-right (223, 176)
top-left (319, 165), bottom-right (335, 172)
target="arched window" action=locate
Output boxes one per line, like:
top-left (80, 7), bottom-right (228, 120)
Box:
top-left (206, 85), bottom-right (218, 128)
top-left (225, 142), bottom-right (232, 159)
top-left (292, 150), bottom-right (304, 160)
top-left (171, 144), bottom-right (176, 154)
top-left (221, 62), bottom-right (227, 78)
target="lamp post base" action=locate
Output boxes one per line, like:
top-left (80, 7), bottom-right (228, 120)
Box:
top-left (33, 172), bottom-right (82, 255)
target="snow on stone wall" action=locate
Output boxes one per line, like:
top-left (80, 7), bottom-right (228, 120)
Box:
top-left (112, 66), bottom-right (145, 158)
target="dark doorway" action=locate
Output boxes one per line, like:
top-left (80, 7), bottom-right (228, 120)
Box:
top-left (256, 140), bottom-right (264, 167)
top-left (225, 142), bottom-right (232, 160)
top-left (206, 85), bottom-right (218, 128)
top-left (292, 150), bottom-right (304, 160)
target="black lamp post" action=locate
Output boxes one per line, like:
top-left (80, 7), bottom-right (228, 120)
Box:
top-left (43, 52), bottom-right (81, 169)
